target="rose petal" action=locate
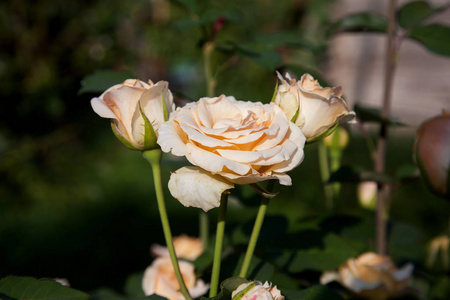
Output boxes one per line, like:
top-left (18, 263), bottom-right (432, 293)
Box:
top-left (157, 118), bottom-right (188, 157)
top-left (168, 166), bottom-right (234, 212)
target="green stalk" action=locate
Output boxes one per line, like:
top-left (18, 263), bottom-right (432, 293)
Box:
top-left (239, 180), bottom-right (275, 278)
top-left (318, 140), bottom-right (334, 210)
top-left (143, 149), bottom-right (192, 300)
top-left (209, 193), bottom-right (228, 297)
top-left (200, 211), bottom-right (209, 249)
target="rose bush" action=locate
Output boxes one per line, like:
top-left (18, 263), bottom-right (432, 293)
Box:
top-left (142, 257), bottom-right (209, 300)
top-left (91, 79), bottom-right (174, 150)
top-left (157, 95), bottom-right (306, 211)
top-left (321, 252), bottom-right (413, 299)
top-left (274, 72), bottom-right (355, 143)
top-left (231, 281), bottom-right (284, 300)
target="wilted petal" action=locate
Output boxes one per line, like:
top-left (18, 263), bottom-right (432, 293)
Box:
top-left (168, 167), bottom-right (234, 212)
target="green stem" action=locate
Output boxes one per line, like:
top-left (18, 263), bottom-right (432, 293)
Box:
top-left (209, 193), bottom-right (228, 297)
top-left (200, 211), bottom-right (209, 250)
top-left (143, 149), bottom-right (192, 300)
top-left (329, 129), bottom-right (342, 200)
top-left (318, 140), bottom-right (334, 210)
top-left (239, 180), bottom-right (275, 278)
top-left (203, 42), bottom-right (216, 98)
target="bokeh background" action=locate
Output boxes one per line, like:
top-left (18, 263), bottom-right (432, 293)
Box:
top-left (1, 0), bottom-right (449, 298)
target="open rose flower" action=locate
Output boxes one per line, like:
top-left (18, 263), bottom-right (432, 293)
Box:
top-left (231, 281), bottom-right (284, 300)
top-left (320, 252), bottom-right (413, 299)
top-left (274, 72), bottom-right (355, 143)
top-left (91, 79), bottom-right (174, 150)
top-left (142, 257), bottom-right (209, 300)
top-left (151, 235), bottom-right (204, 261)
top-left (414, 111), bottom-right (450, 199)
top-left (157, 95), bottom-right (306, 211)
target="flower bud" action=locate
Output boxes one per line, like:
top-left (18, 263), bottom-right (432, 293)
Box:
top-left (357, 181), bottom-right (377, 210)
top-left (232, 281), bottom-right (284, 300)
top-left (414, 111), bottom-right (450, 199)
top-left (274, 72), bottom-right (355, 143)
top-left (91, 79), bottom-right (174, 151)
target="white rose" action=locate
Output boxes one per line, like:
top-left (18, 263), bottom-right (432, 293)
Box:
top-left (142, 257), bottom-right (209, 300)
top-left (231, 281), bottom-right (284, 300)
top-left (157, 95), bottom-right (306, 211)
top-left (151, 235), bottom-right (204, 261)
top-left (321, 252), bottom-right (413, 299)
top-left (91, 79), bottom-right (174, 150)
top-left (274, 72), bottom-right (355, 143)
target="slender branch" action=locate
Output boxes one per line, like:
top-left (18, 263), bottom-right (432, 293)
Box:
top-left (209, 193), bottom-right (228, 297)
top-left (143, 149), bottom-right (192, 300)
top-left (375, 0), bottom-right (398, 255)
top-left (203, 42), bottom-right (216, 98)
top-left (200, 211), bottom-right (209, 249)
top-left (239, 180), bottom-right (276, 278)
top-left (318, 141), bottom-right (334, 210)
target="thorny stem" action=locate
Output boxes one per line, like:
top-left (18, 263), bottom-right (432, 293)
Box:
top-left (375, 0), bottom-right (398, 255)
top-left (143, 149), bottom-right (192, 300)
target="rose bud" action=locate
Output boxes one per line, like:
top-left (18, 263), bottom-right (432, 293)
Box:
top-left (414, 111), bottom-right (450, 199)
top-left (232, 281), bottom-right (284, 300)
top-left (321, 252), bottom-right (413, 299)
top-left (151, 235), bottom-right (204, 261)
top-left (274, 72), bottom-right (355, 143)
top-left (91, 79), bottom-right (174, 151)
top-left (142, 257), bottom-right (209, 300)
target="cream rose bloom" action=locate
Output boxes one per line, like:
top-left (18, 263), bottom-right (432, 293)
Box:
top-left (142, 257), bottom-right (209, 300)
top-left (157, 95), bottom-right (306, 211)
top-left (91, 79), bottom-right (174, 150)
top-left (274, 72), bottom-right (355, 143)
top-left (231, 281), bottom-right (284, 300)
top-left (321, 252), bottom-right (413, 299)
top-left (151, 235), bottom-right (204, 261)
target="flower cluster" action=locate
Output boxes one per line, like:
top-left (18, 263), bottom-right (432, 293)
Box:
top-left (231, 281), bottom-right (284, 300)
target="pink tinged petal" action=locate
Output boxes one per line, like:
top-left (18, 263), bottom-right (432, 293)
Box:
top-left (216, 146), bottom-right (283, 164)
top-left (340, 267), bottom-right (382, 293)
top-left (223, 130), bottom-right (266, 145)
top-left (139, 81), bottom-right (174, 132)
top-left (196, 95), bottom-right (242, 128)
top-left (180, 124), bottom-right (235, 148)
top-left (253, 113), bottom-right (289, 151)
top-left (185, 143), bottom-right (251, 175)
top-left (90, 97), bottom-right (117, 119)
top-left (189, 279), bottom-right (209, 299)
top-left (157, 120), bottom-right (187, 156)
top-left (168, 166), bottom-right (234, 212)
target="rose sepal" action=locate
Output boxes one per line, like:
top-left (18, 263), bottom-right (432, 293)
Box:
top-left (139, 102), bottom-right (158, 150)
top-left (110, 121), bottom-right (141, 151)
top-left (306, 122), bottom-right (339, 144)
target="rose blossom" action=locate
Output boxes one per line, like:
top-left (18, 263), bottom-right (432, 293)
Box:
top-left (142, 257), bottom-right (208, 300)
top-left (274, 72), bottom-right (355, 143)
top-left (231, 281), bottom-right (284, 300)
top-left (91, 79), bottom-right (174, 150)
top-left (151, 235), bottom-right (204, 261)
top-left (321, 252), bottom-right (413, 299)
top-left (414, 111), bottom-right (450, 199)
top-left (157, 95), bottom-right (305, 211)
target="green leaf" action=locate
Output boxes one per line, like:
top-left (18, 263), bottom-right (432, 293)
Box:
top-left (397, 1), bottom-right (435, 29)
top-left (91, 287), bottom-right (166, 300)
top-left (354, 103), bottom-right (403, 125)
top-left (270, 80), bottom-right (278, 103)
top-left (328, 165), bottom-right (393, 184)
top-left (409, 24), bottom-right (450, 57)
top-left (328, 12), bottom-right (387, 35)
top-left (246, 51), bottom-right (282, 70)
top-left (161, 92), bottom-right (169, 122)
top-left (124, 272), bottom-right (145, 297)
top-left (79, 70), bottom-right (134, 95)
top-left (0, 276), bottom-right (89, 300)
top-left (284, 286), bottom-right (344, 300)
top-left (288, 233), bottom-right (366, 272)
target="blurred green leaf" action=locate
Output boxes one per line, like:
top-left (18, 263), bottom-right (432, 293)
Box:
top-left (397, 1), bottom-right (434, 29)
top-left (354, 103), bottom-right (403, 125)
top-left (328, 165), bottom-right (393, 184)
top-left (429, 275), bottom-right (450, 300)
top-left (409, 24), bottom-right (450, 57)
top-left (284, 286), bottom-right (344, 300)
top-left (395, 164), bottom-right (420, 181)
top-left (389, 221), bottom-right (425, 262)
top-left (124, 272), bottom-right (145, 297)
top-left (79, 70), bottom-right (134, 95)
top-left (91, 287), bottom-right (165, 300)
top-left (0, 276), bottom-right (89, 300)
top-left (288, 233), bottom-right (365, 272)
top-left (170, 0), bottom-right (199, 14)
top-left (328, 13), bottom-right (387, 35)
top-left (254, 31), bottom-right (318, 51)
top-left (246, 51), bottom-right (281, 70)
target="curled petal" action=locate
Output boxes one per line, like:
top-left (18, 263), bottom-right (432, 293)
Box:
top-left (168, 166), bottom-right (234, 212)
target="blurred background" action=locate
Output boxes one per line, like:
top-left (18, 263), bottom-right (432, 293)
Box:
top-left (1, 0), bottom-right (449, 298)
